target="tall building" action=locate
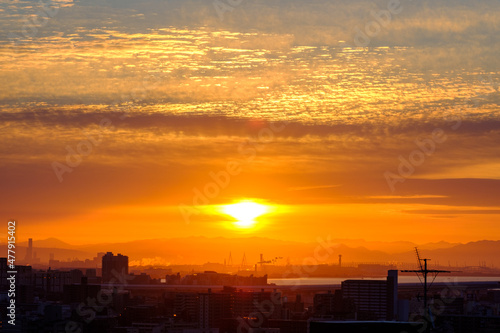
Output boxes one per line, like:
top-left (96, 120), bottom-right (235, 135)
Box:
top-left (387, 269), bottom-right (398, 320)
top-left (175, 292), bottom-right (199, 322)
top-left (102, 252), bottom-right (128, 283)
top-left (232, 288), bottom-right (282, 319)
top-left (341, 270), bottom-right (398, 321)
top-left (24, 238), bottom-right (33, 262)
top-left (313, 290), bottom-right (356, 320)
top-left (199, 289), bottom-right (232, 328)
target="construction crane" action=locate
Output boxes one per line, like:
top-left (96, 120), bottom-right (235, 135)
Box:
top-left (256, 254), bottom-right (282, 269)
top-left (401, 247), bottom-right (452, 322)
top-left (257, 253), bottom-right (272, 267)
top-left (271, 256), bottom-right (283, 264)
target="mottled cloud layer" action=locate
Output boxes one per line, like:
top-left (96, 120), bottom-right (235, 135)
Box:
top-left (0, 0), bottom-right (499, 243)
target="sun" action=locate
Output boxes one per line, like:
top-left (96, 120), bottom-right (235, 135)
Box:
top-left (221, 200), bottom-right (269, 228)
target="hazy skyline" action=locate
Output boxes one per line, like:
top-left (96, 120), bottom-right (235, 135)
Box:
top-left (1, 0), bottom-right (499, 246)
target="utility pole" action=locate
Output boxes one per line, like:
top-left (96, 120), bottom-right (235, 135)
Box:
top-left (401, 248), bottom-right (452, 332)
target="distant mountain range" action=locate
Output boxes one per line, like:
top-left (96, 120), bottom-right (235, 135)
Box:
top-left (3, 237), bottom-right (500, 268)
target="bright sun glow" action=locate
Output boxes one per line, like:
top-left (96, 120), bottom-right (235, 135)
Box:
top-left (222, 201), bottom-right (269, 228)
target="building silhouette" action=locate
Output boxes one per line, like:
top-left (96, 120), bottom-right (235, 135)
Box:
top-left (199, 288), bottom-right (233, 328)
top-left (313, 290), bottom-right (356, 319)
top-left (102, 252), bottom-right (128, 283)
top-left (341, 270), bottom-right (398, 321)
top-left (24, 238), bottom-right (33, 262)
top-left (63, 276), bottom-right (101, 303)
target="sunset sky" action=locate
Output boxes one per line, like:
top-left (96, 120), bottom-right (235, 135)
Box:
top-left (1, 0), bottom-right (499, 246)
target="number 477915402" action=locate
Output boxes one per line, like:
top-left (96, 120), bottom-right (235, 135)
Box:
top-left (7, 220), bottom-right (16, 269)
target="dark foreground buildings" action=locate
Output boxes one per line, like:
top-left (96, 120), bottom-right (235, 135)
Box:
top-left (1, 256), bottom-right (500, 333)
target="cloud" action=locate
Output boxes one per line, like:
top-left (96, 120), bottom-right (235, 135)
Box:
top-left (1, 0), bottom-right (499, 242)
top-left (404, 209), bottom-right (500, 215)
top-left (288, 185), bottom-right (342, 191)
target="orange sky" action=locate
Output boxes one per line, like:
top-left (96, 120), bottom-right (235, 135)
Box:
top-left (3, 115), bottom-right (499, 245)
top-left (1, 0), bottom-right (499, 248)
